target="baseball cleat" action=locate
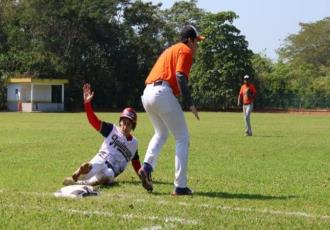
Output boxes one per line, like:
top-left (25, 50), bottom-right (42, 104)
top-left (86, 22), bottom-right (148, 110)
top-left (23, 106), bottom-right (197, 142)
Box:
top-left (171, 187), bottom-right (193, 196)
top-left (138, 167), bottom-right (153, 192)
top-left (244, 131), bottom-right (252, 136)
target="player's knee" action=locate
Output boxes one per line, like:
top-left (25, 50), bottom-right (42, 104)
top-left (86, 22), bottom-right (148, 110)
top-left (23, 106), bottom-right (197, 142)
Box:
top-left (98, 175), bottom-right (114, 185)
top-left (97, 169), bottom-right (115, 185)
top-left (155, 132), bottom-right (169, 144)
top-left (80, 162), bottom-right (92, 174)
top-left (174, 131), bottom-right (189, 143)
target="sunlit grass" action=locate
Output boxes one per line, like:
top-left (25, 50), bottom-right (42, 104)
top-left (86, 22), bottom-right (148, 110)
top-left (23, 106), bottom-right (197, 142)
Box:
top-left (0, 111), bottom-right (329, 229)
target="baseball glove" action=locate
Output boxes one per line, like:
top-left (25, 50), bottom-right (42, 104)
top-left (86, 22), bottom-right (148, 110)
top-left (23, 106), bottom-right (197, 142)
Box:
top-left (246, 88), bottom-right (253, 98)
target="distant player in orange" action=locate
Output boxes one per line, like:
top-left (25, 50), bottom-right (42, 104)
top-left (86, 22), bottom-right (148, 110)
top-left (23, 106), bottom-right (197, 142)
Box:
top-left (238, 75), bottom-right (257, 136)
top-left (138, 25), bottom-right (204, 195)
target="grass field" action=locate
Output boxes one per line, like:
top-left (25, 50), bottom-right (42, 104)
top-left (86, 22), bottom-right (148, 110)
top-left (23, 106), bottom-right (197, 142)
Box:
top-left (0, 111), bottom-right (329, 229)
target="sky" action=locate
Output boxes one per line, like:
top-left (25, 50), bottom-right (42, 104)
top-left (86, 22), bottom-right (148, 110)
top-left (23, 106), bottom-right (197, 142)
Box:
top-left (142, 0), bottom-right (330, 60)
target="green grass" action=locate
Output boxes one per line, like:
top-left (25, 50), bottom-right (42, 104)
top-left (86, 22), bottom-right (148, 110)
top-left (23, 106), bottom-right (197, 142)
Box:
top-left (0, 111), bottom-right (329, 229)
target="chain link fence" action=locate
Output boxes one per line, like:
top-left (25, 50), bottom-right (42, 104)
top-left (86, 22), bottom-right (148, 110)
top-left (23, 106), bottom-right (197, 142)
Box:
top-left (256, 93), bottom-right (330, 110)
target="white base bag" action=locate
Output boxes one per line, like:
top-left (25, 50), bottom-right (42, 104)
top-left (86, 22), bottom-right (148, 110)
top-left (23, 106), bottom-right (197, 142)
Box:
top-left (54, 185), bottom-right (99, 198)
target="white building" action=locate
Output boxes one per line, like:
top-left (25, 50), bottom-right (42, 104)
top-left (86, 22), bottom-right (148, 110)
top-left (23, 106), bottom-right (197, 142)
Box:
top-left (7, 77), bottom-right (68, 112)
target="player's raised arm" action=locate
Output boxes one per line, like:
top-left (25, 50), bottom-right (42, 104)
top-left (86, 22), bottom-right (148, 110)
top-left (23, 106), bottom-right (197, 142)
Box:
top-left (83, 83), bottom-right (102, 131)
top-left (83, 83), bottom-right (94, 103)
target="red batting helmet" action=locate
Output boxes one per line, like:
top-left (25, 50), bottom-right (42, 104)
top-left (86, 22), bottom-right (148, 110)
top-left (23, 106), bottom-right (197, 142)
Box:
top-left (119, 107), bottom-right (137, 130)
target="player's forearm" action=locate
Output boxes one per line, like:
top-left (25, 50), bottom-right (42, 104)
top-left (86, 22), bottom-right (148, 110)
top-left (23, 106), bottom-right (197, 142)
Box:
top-left (84, 102), bottom-right (102, 131)
top-left (131, 159), bottom-right (141, 175)
top-left (237, 95), bottom-right (242, 105)
top-left (176, 72), bottom-right (193, 107)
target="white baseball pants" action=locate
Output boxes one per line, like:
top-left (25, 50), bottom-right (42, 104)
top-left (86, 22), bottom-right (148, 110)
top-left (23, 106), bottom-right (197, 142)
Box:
top-left (141, 83), bottom-right (189, 188)
top-left (79, 154), bottom-right (115, 185)
top-left (243, 103), bottom-right (253, 135)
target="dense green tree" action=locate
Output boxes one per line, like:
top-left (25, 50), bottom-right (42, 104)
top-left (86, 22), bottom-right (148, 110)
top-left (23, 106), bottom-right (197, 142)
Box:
top-left (1, 1), bottom-right (329, 111)
top-left (161, 0), bottom-right (205, 44)
top-left (190, 11), bottom-right (254, 110)
top-left (0, 0), bottom-right (11, 109)
top-left (250, 53), bottom-right (273, 108)
top-left (266, 62), bottom-right (295, 108)
top-left (0, 0), bottom-right (123, 108)
top-left (0, 0), bottom-right (149, 109)
top-left (279, 17), bottom-right (330, 68)
top-left (278, 17), bottom-right (330, 108)
top-left (120, 0), bottom-right (166, 108)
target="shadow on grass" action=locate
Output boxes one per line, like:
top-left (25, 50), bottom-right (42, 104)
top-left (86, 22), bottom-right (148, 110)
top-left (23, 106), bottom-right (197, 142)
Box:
top-left (151, 180), bottom-right (173, 185)
top-left (96, 182), bottom-right (295, 200)
top-left (255, 135), bottom-right (285, 138)
top-left (117, 179), bottom-right (172, 186)
top-left (97, 179), bottom-right (172, 191)
top-left (97, 181), bottom-right (121, 190)
top-left (136, 191), bottom-right (297, 199)
top-left (195, 191), bottom-right (296, 200)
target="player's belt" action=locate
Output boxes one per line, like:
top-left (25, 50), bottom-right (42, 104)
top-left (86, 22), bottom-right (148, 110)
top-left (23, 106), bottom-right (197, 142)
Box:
top-left (105, 161), bottom-right (119, 176)
top-left (153, 80), bottom-right (163, 86)
top-left (105, 161), bottom-right (114, 170)
top-left (153, 80), bottom-right (169, 87)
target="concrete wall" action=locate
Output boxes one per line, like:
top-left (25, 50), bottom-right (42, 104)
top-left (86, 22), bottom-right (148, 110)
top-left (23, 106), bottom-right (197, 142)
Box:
top-left (7, 84), bottom-right (22, 102)
top-left (7, 102), bottom-right (64, 112)
top-left (7, 84), bottom-right (52, 102)
top-left (33, 102), bottom-right (64, 112)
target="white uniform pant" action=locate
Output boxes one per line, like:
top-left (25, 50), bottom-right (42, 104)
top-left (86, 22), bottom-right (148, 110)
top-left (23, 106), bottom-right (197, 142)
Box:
top-left (141, 83), bottom-right (189, 188)
top-left (243, 103), bottom-right (253, 135)
top-left (79, 154), bottom-right (115, 185)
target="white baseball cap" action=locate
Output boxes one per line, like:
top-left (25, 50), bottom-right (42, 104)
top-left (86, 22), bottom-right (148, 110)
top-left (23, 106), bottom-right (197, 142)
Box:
top-left (244, 75), bottom-right (250, 80)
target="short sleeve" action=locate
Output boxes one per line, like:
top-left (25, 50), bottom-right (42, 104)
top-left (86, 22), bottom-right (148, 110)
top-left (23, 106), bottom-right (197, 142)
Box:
top-left (176, 51), bottom-right (193, 78)
top-left (100, 122), bottom-right (114, 137)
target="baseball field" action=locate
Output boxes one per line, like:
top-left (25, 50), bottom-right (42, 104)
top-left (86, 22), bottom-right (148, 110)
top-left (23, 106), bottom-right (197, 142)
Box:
top-left (0, 111), bottom-right (329, 229)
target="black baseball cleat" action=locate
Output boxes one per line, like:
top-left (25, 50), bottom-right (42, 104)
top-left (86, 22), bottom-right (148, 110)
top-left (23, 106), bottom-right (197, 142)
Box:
top-left (138, 164), bottom-right (153, 192)
top-left (171, 186), bottom-right (193, 196)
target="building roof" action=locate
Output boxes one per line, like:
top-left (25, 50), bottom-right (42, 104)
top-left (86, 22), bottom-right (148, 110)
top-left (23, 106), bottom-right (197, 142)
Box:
top-left (7, 77), bottom-right (68, 84)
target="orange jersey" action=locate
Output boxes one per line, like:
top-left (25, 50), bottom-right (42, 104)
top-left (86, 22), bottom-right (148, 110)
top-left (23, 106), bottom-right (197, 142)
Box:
top-left (145, 42), bottom-right (193, 96)
top-left (239, 83), bottom-right (256, 105)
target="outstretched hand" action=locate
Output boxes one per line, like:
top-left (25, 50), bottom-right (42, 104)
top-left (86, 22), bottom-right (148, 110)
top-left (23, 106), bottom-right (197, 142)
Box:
top-left (83, 83), bottom-right (94, 103)
top-left (190, 105), bottom-right (200, 120)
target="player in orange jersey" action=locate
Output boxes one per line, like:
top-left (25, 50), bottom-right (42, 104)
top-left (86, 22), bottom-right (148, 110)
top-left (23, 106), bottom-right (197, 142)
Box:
top-left (238, 75), bottom-right (257, 136)
top-left (139, 25), bottom-right (204, 195)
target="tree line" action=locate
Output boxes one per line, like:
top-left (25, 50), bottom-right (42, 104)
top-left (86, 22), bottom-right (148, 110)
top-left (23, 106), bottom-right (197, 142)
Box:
top-left (0, 0), bottom-right (329, 111)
